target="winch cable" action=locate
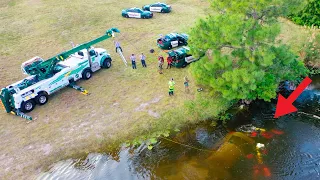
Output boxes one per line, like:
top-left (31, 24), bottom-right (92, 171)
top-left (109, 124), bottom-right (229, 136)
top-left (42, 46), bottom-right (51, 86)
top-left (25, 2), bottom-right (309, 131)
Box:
top-left (160, 136), bottom-right (250, 153)
top-left (298, 111), bottom-right (320, 119)
top-left (160, 136), bottom-right (216, 153)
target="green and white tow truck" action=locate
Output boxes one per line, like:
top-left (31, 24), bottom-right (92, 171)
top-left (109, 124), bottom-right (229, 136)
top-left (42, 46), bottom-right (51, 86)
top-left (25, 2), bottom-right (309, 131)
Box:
top-left (0, 28), bottom-right (120, 120)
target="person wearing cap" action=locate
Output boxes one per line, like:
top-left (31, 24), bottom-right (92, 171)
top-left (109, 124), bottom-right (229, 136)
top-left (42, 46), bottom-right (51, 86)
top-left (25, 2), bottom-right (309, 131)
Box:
top-left (130, 54), bottom-right (137, 69)
top-left (168, 78), bottom-right (175, 96)
top-left (140, 53), bottom-right (147, 67)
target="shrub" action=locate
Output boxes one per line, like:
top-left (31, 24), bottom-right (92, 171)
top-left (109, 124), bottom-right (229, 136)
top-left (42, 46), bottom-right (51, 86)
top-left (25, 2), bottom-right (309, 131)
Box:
top-left (289, 0), bottom-right (320, 27)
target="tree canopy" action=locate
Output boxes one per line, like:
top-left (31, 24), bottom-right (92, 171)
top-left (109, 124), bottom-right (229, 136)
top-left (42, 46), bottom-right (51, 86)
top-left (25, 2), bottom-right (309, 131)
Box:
top-left (289, 0), bottom-right (320, 27)
top-left (189, 0), bottom-right (308, 101)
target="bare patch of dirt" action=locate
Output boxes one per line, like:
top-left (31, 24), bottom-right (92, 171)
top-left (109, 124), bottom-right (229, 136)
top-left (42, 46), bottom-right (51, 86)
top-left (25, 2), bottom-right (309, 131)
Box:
top-left (148, 110), bottom-right (160, 118)
top-left (135, 96), bottom-right (163, 112)
top-left (41, 144), bottom-right (52, 156)
top-left (26, 0), bottom-right (42, 6)
top-left (134, 96), bottom-right (163, 118)
top-left (135, 103), bottom-right (149, 112)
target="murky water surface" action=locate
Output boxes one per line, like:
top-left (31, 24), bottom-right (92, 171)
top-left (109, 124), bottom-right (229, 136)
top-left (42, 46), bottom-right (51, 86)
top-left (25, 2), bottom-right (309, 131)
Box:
top-left (38, 76), bottom-right (320, 180)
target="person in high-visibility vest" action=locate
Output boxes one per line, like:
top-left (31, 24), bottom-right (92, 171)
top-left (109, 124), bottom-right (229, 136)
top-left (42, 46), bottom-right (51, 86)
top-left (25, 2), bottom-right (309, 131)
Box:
top-left (168, 78), bottom-right (175, 96)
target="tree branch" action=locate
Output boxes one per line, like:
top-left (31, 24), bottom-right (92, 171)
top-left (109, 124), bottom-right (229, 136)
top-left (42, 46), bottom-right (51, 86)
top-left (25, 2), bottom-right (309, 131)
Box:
top-left (218, 44), bottom-right (241, 50)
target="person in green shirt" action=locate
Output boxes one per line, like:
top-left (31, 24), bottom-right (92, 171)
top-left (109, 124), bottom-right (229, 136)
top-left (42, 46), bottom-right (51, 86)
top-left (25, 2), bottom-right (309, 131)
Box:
top-left (168, 78), bottom-right (175, 96)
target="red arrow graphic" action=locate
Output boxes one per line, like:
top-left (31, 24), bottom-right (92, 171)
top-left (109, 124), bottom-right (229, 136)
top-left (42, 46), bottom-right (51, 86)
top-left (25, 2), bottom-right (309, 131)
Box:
top-left (274, 77), bottom-right (312, 118)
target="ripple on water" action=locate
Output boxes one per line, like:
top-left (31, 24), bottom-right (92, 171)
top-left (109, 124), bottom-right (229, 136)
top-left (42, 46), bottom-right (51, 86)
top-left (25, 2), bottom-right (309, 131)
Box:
top-left (265, 115), bottom-right (320, 180)
top-left (196, 126), bottom-right (228, 149)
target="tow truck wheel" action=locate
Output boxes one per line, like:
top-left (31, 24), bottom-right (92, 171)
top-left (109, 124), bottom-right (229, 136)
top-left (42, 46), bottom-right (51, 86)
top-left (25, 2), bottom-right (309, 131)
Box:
top-left (161, 9), bottom-right (164, 13)
top-left (21, 99), bottom-right (36, 113)
top-left (168, 45), bottom-right (172, 49)
top-left (35, 92), bottom-right (48, 105)
top-left (82, 69), bottom-right (92, 80)
top-left (102, 58), bottom-right (112, 69)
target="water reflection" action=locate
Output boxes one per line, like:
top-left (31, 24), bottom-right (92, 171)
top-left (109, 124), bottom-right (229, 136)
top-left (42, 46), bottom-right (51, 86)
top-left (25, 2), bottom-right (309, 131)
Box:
top-left (38, 117), bottom-right (320, 180)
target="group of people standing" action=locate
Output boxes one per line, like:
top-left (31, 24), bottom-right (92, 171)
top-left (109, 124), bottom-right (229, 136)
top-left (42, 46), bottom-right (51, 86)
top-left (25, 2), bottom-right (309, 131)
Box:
top-left (168, 76), bottom-right (189, 96)
top-left (130, 53), bottom-right (147, 69)
top-left (114, 40), bottom-right (190, 96)
top-left (115, 40), bottom-right (147, 69)
top-left (158, 55), bottom-right (173, 74)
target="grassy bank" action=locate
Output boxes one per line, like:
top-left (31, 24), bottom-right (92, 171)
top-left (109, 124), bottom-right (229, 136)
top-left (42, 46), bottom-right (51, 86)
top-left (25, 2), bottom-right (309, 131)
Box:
top-left (0, 0), bottom-right (318, 179)
top-left (278, 18), bottom-right (320, 69)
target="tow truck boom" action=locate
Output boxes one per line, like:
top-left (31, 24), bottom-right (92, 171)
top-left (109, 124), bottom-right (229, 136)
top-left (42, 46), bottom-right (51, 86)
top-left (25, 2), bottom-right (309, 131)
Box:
top-left (23, 28), bottom-right (120, 81)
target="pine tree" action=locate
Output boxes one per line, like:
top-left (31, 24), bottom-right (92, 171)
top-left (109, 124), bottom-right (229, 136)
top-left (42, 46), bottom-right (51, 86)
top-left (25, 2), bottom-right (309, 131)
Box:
top-left (189, 0), bottom-right (308, 101)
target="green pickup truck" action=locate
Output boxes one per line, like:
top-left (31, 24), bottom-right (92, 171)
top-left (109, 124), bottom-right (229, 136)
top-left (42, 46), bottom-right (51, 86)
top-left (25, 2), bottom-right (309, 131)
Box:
top-left (167, 46), bottom-right (201, 68)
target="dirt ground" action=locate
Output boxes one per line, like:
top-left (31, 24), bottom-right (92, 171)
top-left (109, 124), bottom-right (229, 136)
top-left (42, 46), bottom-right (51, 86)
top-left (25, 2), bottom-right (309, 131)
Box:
top-left (0, 0), bottom-right (317, 179)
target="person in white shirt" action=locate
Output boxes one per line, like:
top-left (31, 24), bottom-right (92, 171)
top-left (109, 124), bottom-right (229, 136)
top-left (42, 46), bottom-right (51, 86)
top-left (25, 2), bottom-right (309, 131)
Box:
top-left (140, 53), bottom-right (147, 67)
top-left (114, 41), bottom-right (122, 53)
top-left (130, 54), bottom-right (137, 69)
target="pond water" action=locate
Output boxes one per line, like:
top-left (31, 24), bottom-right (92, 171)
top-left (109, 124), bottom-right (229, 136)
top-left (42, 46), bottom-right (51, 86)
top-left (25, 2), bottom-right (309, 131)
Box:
top-left (38, 76), bottom-right (320, 180)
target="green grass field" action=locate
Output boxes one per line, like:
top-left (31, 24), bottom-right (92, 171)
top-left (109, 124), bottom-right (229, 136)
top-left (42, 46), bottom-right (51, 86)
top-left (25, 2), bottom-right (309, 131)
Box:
top-left (0, 0), bottom-right (318, 179)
